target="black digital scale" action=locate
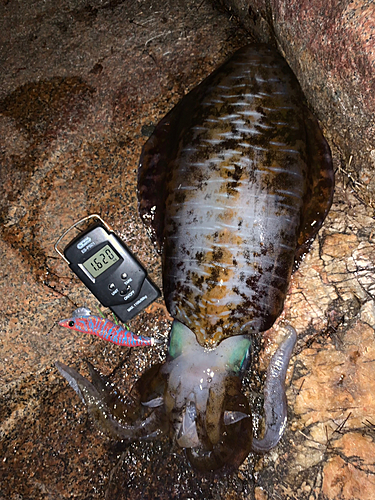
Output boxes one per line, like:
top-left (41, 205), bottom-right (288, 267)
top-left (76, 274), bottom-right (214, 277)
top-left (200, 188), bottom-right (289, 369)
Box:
top-left (54, 214), bottom-right (161, 322)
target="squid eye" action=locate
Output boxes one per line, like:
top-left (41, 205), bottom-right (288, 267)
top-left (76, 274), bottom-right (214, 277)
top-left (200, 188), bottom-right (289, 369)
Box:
top-left (68, 320), bottom-right (75, 327)
top-left (227, 338), bottom-right (251, 374)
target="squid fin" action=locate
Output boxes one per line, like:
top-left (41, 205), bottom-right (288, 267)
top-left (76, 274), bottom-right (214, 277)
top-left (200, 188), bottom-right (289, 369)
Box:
top-left (295, 106), bottom-right (334, 267)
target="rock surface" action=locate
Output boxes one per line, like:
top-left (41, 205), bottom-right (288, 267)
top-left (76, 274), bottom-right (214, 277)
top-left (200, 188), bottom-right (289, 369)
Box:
top-left (220, 0), bottom-right (375, 206)
top-left (1, 0), bottom-right (375, 499)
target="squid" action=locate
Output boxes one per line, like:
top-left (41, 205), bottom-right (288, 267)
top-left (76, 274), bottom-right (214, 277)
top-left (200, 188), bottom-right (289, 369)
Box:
top-left (56, 44), bottom-right (333, 471)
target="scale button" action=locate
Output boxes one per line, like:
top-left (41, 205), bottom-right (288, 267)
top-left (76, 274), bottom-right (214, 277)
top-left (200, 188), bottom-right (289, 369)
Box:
top-left (108, 283), bottom-right (116, 290)
top-left (120, 286), bottom-right (132, 295)
top-left (121, 272), bottom-right (128, 280)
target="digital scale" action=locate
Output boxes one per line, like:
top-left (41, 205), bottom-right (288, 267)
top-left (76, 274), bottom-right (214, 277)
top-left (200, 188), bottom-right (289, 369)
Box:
top-left (54, 214), bottom-right (161, 322)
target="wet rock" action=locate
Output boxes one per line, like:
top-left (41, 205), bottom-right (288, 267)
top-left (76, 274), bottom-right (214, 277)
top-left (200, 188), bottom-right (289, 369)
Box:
top-left (323, 440), bottom-right (375, 500)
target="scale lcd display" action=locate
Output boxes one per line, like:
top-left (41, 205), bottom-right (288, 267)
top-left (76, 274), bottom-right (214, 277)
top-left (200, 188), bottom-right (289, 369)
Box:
top-left (82, 244), bottom-right (120, 278)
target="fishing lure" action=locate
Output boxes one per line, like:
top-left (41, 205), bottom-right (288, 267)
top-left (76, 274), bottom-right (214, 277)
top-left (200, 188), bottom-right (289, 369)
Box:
top-left (59, 307), bottom-right (159, 347)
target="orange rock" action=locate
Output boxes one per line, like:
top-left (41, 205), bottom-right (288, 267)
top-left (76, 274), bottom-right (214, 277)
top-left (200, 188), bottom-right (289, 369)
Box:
top-left (323, 455), bottom-right (375, 500)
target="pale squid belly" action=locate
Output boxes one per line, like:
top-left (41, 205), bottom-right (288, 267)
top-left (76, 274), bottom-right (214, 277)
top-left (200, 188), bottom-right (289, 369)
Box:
top-left (140, 45), bottom-right (326, 346)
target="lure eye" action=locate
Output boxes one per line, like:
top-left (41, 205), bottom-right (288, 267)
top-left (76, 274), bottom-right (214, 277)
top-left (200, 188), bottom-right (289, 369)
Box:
top-left (68, 320), bottom-right (75, 327)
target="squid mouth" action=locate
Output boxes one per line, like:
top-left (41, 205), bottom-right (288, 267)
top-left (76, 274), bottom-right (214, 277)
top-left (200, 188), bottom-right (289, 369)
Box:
top-left (55, 321), bottom-right (296, 472)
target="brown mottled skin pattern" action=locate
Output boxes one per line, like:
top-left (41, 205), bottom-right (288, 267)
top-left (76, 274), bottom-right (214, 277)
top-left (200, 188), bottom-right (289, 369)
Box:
top-left (138, 44), bottom-right (333, 347)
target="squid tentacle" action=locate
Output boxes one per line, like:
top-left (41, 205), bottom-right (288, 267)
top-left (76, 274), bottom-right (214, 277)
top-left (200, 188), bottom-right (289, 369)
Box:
top-left (252, 325), bottom-right (297, 453)
top-left (55, 361), bottom-right (167, 441)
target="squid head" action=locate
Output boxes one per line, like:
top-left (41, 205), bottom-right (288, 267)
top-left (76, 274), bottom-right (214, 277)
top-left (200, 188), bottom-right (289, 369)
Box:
top-left (161, 320), bottom-right (253, 471)
top-left (56, 321), bottom-right (296, 472)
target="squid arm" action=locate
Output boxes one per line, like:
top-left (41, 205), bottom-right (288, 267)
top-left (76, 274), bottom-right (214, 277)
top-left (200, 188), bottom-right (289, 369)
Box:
top-left (252, 325), bottom-right (297, 453)
top-left (55, 361), bottom-right (167, 441)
